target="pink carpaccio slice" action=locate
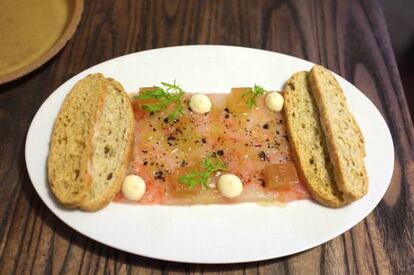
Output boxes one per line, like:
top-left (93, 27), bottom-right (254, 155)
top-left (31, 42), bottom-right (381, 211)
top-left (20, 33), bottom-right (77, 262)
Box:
top-left (120, 90), bottom-right (310, 205)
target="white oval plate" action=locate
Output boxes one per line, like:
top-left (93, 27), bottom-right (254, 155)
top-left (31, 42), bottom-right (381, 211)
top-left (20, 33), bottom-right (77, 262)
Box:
top-left (26, 45), bottom-right (394, 263)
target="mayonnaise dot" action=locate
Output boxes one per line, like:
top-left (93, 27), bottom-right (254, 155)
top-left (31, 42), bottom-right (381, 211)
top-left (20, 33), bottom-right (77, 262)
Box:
top-left (265, 92), bottom-right (284, 112)
top-left (189, 94), bottom-right (212, 114)
top-left (217, 174), bottom-right (243, 198)
top-left (122, 175), bottom-right (146, 201)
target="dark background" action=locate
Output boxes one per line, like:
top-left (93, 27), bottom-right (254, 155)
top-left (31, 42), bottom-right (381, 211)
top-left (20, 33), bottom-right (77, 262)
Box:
top-left (383, 0), bottom-right (414, 121)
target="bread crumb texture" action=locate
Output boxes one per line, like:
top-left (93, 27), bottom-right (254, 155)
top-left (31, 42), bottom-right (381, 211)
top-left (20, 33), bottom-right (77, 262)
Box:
top-left (309, 65), bottom-right (368, 200)
top-left (48, 74), bottom-right (134, 211)
top-left (283, 71), bottom-right (347, 207)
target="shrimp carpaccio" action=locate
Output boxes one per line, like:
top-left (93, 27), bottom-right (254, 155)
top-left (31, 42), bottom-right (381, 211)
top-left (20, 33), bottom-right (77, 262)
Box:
top-left (120, 88), bottom-right (310, 205)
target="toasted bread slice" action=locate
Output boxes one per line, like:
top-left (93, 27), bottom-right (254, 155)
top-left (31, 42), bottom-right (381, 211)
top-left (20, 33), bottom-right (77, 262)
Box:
top-left (309, 65), bottom-right (368, 200)
top-left (78, 78), bottom-right (134, 211)
top-left (48, 74), bottom-right (134, 211)
top-left (283, 72), bottom-right (347, 207)
top-left (48, 74), bottom-right (107, 207)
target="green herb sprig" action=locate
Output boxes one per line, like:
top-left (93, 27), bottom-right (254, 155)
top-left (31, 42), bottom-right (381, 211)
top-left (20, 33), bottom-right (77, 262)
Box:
top-left (178, 156), bottom-right (226, 189)
top-left (242, 84), bottom-right (266, 108)
top-left (134, 81), bottom-right (185, 122)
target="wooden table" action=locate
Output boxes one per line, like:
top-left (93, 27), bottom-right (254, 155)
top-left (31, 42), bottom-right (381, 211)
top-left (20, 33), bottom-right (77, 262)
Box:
top-left (0, 0), bottom-right (413, 274)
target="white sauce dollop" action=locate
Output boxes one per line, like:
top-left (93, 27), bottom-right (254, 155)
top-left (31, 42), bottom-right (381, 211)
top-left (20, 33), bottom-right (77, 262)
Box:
top-left (265, 92), bottom-right (284, 112)
top-left (189, 94), bottom-right (212, 114)
top-left (122, 175), bottom-right (146, 201)
top-left (217, 174), bottom-right (243, 198)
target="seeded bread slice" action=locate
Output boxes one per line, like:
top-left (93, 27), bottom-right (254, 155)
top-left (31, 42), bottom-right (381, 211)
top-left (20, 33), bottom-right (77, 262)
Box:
top-left (48, 74), bottom-right (107, 207)
top-left (283, 72), bottom-right (347, 207)
top-left (48, 74), bottom-right (134, 211)
top-left (78, 78), bottom-right (134, 211)
top-left (309, 65), bottom-right (368, 200)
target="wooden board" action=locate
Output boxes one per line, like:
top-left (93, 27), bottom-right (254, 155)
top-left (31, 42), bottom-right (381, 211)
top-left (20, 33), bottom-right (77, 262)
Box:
top-left (0, 0), bottom-right (413, 274)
